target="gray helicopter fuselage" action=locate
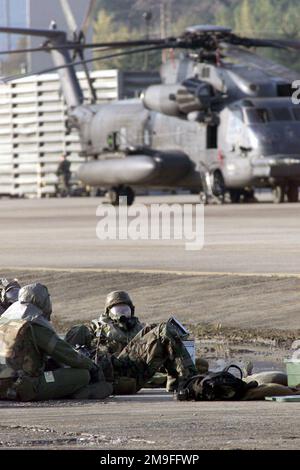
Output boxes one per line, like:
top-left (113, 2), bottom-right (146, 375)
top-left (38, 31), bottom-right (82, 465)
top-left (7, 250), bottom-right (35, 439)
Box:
top-left (46, 37), bottom-right (300, 195)
top-left (2, 23), bottom-right (300, 201)
top-left (79, 90), bottom-right (300, 192)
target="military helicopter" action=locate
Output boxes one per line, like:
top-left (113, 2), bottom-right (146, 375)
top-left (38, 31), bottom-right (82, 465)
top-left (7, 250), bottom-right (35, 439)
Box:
top-left (1, 0), bottom-right (300, 205)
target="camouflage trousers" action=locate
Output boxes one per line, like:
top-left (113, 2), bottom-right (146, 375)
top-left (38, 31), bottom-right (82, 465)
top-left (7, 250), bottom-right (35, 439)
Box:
top-left (102, 322), bottom-right (197, 394)
top-left (0, 368), bottom-right (113, 402)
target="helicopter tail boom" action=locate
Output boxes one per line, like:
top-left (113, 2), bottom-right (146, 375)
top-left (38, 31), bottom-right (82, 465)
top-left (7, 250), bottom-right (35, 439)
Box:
top-left (0, 25), bottom-right (84, 110)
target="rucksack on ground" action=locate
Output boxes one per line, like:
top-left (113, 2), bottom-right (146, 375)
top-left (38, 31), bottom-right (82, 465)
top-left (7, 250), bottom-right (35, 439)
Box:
top-left (176, 365), bottom-right (258, 401)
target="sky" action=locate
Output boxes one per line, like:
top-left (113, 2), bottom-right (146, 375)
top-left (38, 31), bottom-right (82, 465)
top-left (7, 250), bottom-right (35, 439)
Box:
top-left (0, 0), bottom-right (28, 50)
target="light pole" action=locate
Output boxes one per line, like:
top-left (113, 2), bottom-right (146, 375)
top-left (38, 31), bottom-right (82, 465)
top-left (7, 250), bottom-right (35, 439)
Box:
top-left (143, 11), bottom-right (152, 70)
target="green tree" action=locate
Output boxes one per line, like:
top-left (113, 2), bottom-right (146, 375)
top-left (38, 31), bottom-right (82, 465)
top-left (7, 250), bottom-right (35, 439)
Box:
top-left (93, 9), bottom-right (161, 71)
top-left (217, 0), bottom-right (300, 72)
top-left (1, 36), bottom-right (28, 76)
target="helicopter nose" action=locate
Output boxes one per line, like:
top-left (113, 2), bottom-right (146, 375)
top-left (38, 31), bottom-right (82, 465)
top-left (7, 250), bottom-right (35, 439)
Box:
top-left (77, 156), bottom-right (158, 186)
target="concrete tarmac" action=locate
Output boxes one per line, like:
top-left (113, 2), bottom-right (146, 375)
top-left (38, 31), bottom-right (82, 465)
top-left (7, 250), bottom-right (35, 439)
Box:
top-left (1, 196), bottom-right (300, 274)
top-left (0, 390), bottom-right (299, 450)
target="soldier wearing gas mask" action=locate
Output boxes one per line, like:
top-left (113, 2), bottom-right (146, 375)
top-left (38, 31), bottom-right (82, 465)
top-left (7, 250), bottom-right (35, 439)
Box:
top-left (66, 291), bottom-right (198, 393)
top-left (66, 291), bottom-right (144, 355)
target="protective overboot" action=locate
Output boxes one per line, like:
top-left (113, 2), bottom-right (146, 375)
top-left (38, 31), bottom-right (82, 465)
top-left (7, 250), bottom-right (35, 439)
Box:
top-left (71, 381), bottom-right (113, 399)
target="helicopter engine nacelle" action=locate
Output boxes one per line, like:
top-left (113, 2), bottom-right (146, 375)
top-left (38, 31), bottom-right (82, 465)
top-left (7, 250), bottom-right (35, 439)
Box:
top-left (142, 84), bottom-right (183, 117)
top-left (142, 80), bottom-right (218, 118)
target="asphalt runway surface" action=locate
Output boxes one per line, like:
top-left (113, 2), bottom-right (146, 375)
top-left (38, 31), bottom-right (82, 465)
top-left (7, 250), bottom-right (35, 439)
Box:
top-left (1, 196), bottom-right (300, 450)
top-left (0, 391), bottom-right (299, 450)
top-left (1, 195), bottom-right (300, 273)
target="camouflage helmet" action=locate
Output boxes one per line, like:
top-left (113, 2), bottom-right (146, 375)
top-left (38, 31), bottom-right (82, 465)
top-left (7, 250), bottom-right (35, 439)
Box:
top-left (104, 290), bottom-right (134, 316)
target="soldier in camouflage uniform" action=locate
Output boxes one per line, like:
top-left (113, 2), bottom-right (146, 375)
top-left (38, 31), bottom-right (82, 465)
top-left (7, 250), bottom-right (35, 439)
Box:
top-left (0, 284), bottom-right (197, 399)
top-left (66, 290), bottom-right (194, 391)
top-left (0, 278), bottom-right (21, 317)
top-left (0, 283), bottom-right (112, 401)
top-left (66, 291), bottom-right (144, 356)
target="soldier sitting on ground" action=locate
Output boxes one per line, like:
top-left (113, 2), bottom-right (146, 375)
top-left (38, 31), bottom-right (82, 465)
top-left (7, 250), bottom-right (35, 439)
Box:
top-left (0, 278), bottom-right (21, 317)
top-left (0, 283), bottom-right (198, 401)
top-left (66, 290), bottom-right (201, 391)
top-left (0, 283), bottom-right (112, 401)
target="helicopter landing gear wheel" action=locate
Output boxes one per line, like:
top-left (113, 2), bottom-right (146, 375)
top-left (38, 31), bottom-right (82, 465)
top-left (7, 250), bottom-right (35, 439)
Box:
top-left (243, 188), bottom-right (256, 203)
top-left (272, 185), bottom-right (285, 204)
top-left (120, 186), bottom-right (135, 206)
top-left (229, 189), bottom-right (241, 204)
top-left (106, 186), bottom-right (135, 206)
top-left (286, 184), bottom-right (299, 203)
top-left (212, 171), bottom-right (226, 203)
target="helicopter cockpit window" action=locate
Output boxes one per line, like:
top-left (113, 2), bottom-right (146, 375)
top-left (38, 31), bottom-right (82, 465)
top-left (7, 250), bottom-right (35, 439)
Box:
top-left (244, 108), bottom-right (269, 124)
top-left (270, 108), bottom-right (292, 121)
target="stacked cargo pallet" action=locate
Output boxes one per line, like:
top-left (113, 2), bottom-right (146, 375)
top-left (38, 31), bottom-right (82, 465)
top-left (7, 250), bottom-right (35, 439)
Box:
top-left (0, 70), bottom-right (119, 197)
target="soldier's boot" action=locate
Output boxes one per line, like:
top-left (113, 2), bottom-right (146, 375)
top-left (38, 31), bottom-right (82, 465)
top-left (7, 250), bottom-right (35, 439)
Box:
top-left (117, 322), bottom-right (197, 392)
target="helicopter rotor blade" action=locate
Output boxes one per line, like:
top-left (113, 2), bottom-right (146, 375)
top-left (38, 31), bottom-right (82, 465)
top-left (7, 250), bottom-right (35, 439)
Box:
top-left (0, 38), bottom-right (177, 55)
top-left (1, 45), bottom-right (165, 83)
top-left (2, 24), bottom-right (300, 57)
top-left (255, 38), bottom-right (300, 50)
top-left (59, 0), bottom-right (78, 34)
top-left (224, 45), bottom-right (300, 82)
top-left (0, 43), bottom-right (115, 55)
top-left (228, 33), bottom-right (300, 50)
top-left (0, 26), bottom-right (66, 39)
top-left (75, 38), bottom-right (176, 49)
top-left (229, 35), bottom-right (286, 49)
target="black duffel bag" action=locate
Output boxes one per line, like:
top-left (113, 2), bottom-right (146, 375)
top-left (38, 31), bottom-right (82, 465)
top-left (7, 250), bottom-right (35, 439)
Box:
top-left (176, 365), bottom-right (257, 401)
